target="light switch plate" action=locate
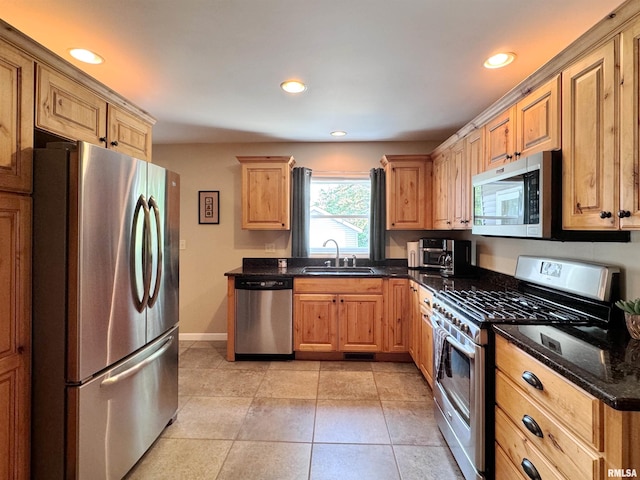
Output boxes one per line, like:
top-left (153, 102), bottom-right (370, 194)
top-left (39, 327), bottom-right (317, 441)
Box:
top-left (179, 240), bottom-right (186, 250)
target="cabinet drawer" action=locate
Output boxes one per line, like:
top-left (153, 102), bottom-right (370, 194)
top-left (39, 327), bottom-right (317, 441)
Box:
top-left (495, 443), bottom-right (527, 480)
top-left (495, 407), bottom-right (566, 480)
top-left (495, 335), bottom-right (602, 448)
top-left (294, 277), bottom-right (383, 294)
top-left (496, 370), bottom-right (604, 480)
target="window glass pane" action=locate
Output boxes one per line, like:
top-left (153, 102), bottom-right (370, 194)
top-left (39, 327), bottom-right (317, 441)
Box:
top-left (309, 177), bottom-right (370, 255)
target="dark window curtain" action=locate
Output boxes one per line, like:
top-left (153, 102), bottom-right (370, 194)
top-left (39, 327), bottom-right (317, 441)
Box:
top-left (369, 168), bottom-right (386, 261)
top-left (291, 167), bottom-right (312, 257)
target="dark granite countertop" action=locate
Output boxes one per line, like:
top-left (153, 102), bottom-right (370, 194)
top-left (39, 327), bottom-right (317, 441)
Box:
top-left (225, 257), bottom-right (517, 293)
top-left (494, 324), bottom-right (640, 410)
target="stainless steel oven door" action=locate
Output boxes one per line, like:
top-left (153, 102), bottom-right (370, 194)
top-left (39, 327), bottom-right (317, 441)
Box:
top-left (432, 317), bottom-right (485, 480)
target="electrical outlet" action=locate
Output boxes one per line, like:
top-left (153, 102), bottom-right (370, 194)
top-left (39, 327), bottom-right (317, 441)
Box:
top-left (265, 243), bottom-right (276, 253)
top-left (179, 240), bottom-right (186, 250)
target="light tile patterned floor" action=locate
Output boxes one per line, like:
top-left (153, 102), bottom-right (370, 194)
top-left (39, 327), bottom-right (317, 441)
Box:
top-left (125, 341), bottom-right (464, 480)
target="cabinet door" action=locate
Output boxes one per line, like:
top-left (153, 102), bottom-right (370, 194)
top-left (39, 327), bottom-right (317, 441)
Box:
top-left (515, 75), bottom-right (561, 158)
top-left (419, 311), bottom-right (433, 387)
top-left (385, 158), bottom-right (427, 229)
top-left (0, 193), bottom-right (31, 480)
top-left (450, 140), bottom-right (468, 229)
top-left (240, 160), bottom-right (292, 230)
top-left (384, 279), bottom-right (409, 352)
top-left (294, 294), bottom-right (337, 351)
top-left (338, 294), bottom-right (383, 352)
top-left (620, 21), bottom-right (640, 229)
top-left (0, 41), bottom-right (33, 193)
top-left (562, 39), bottom-right (618, 229)
top-left (432, 150), bottom-right (451, 229)
top-left (465, 129), bottom-right (483, 227)
top-left (484, 105), bottom-right (516, 169)
top-left (36, 64), bottom-right (108, 145)
top-left (408, 282), bottom-right (421, 364)
top-left (107, 105), bottom-right (153, 161)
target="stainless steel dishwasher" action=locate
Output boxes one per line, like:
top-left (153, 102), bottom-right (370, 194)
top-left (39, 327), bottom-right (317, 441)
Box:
top-left (235, 276), bottom-right (293, 356)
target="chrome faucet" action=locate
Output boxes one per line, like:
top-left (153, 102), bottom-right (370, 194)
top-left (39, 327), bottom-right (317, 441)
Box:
top-left (323, 239), bottom-right (340, 267)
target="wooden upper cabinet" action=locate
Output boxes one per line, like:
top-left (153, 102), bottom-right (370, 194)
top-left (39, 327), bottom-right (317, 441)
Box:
top-left (0, 193), bottom-right (31, 480)
top-left (381, 154), bottom-right (432, 230)
top-left (562, 39), bottom-right (618, 230)
top-left (432, 139), bottom-right (471, 230)
top-left (465, 128), bottom-right (483, 227)
top-left (515, 75), bottom-right (561, 158)
top-left (0, 40), bottom-right (34, 193)
top-left (237, 156), bottom-right (294, 230)
top-left (484, 105), bottom-right (516, 169)
top-left (432, 149), bottom-right (451, 229)
top-left (107, 105), bottom-right (152, 161)
top-left (36, 64), bottom-right (153, 161)
top-left (483, 76), bottom-right (560, 172)
top-left (36, 64), bottom-right (108, 145)
top-left (620, 21), bottom-right (640, 229)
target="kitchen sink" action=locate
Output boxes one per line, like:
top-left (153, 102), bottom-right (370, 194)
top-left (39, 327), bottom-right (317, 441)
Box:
top-left (301, 266), bottom-right (375, 275)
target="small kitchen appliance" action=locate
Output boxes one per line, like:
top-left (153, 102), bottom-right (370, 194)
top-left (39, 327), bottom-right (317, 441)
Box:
top-left (407, 241), bottom-right (420, 268)
top-left (419, 238), bottom-right (448, 269)
top-left (441, 239), bottom-right (474, 277)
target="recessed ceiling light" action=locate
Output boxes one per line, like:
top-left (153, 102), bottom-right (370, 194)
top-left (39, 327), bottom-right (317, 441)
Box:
top-left (280, 80), bottom-right (307, 93)
top-left (69, 48), bottom-right (104, 65)
top-left (483, 52), bottom-right (516, 69)
top-left (330, 131), bottom-right (347, 137)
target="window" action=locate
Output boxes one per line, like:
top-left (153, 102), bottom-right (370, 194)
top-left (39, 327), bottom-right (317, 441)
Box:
top-left (309, 175), bottom-right (371, 256)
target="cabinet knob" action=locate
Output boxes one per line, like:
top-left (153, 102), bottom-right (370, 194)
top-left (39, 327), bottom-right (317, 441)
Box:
top-left (599, 211), bottom-right (612, 219)
top-left (618, 210), bottom-right (631, 218)
top-left (505, 154), bottom-right (513, 160)
top-left (99, 137), bottom-right (107, 144)
top-left (110, 140), bottom-right (119, 147)
top-left (515, 152), bottom-right (521, 158)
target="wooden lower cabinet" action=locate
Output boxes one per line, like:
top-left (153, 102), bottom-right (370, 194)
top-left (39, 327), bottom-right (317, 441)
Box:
top-left (0, 193), bottom-right (31, 480)
top-left (408, 281), bottom-right (421, 363)
top-left (495, 335), bottom-right (640, 479)
top-left (418, 285), bottom-right (433, 387)
top-left (293, 278), bottom-right (383, 353)
top-left (384, 278), bottom-right (410, 352)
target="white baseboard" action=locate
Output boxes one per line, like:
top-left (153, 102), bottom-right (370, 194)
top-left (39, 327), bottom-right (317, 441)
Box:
top-left (179, 332), bottom-right (228, 342)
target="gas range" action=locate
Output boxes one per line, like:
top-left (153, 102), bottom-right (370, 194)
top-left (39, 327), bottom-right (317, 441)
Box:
top-left (431, 256), bottom-right (621, 480)
top-left (431, 256), bottom-right (621, 347)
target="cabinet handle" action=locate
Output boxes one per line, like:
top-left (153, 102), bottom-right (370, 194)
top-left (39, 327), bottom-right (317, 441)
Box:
top-left (521, 370), bottom-right (544, 390)
top-left (340, 299), bottom-right (344, 303)
top-left (520, 458), bottom-right (542, 480)
top-left (522, 415), bottom-right (544, 438)
top-left (515, 151), bottom-right (521, 158)
top-left (99, 136), bottom-right (107, 144)
top-left (332, 299), bottom-right (336, 303)
top-left (506, 154), bottom-right (513, 160)
top-left (618, 210), bottom-right (631, 218)
top-left (599, 211), bottom-right (612, 219)
top-left (110, 140), bottom-right (119, 147)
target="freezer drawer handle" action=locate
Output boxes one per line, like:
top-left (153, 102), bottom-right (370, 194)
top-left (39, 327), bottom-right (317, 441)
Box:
top-left (100, 336), bottom-right (174, 387)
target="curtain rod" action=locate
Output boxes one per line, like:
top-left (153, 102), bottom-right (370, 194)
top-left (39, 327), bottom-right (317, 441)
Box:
top-left (312, 170), bottom-right (372, 176)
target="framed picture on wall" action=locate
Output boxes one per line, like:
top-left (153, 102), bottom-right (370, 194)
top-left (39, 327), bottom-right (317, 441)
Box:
top-left (198, 190), bottom-right (220, 224)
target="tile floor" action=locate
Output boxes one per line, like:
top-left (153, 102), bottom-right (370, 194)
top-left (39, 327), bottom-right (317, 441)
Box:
top-left (126, 341), bottom-right (464, 480)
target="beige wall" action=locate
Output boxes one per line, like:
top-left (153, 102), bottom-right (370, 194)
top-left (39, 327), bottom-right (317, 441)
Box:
top-left (153, 141), bottom-right (437, 337)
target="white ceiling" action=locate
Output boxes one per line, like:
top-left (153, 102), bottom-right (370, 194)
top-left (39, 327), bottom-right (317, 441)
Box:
top-left (2, 0), bottom-right (625, 144)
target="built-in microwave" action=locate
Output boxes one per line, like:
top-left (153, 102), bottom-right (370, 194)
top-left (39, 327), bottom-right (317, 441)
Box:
top-left (472, 151), bottom-right (559, 238)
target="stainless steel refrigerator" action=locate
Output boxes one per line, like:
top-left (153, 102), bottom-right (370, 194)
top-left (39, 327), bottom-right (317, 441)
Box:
top-left (31, 141), bottom-right (180, 479)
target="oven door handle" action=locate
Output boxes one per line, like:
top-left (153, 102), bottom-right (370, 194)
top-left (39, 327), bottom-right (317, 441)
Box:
top-left (445, 335), bottom-right (476, 359)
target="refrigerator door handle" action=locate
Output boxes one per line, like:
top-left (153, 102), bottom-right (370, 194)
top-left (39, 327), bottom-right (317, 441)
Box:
top-left (99, 336), bottom-right (174, 387)
top-left (131, 194), bottom-right (152, 312)
top-left (147, 196), bottom-right (163, 308)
